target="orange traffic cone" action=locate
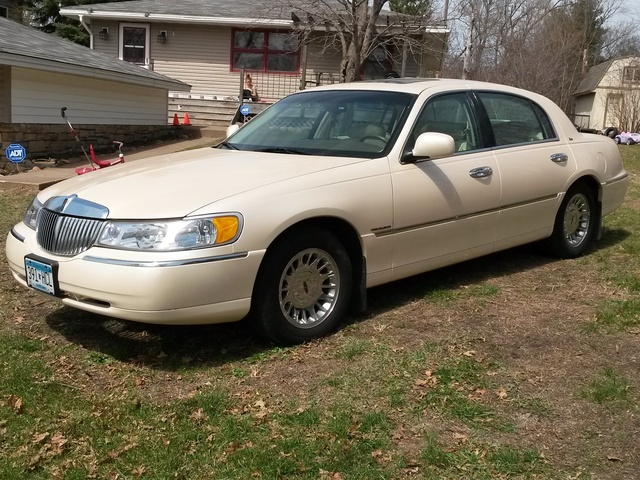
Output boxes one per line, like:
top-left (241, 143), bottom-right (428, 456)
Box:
top-left (172, 113), bottom-right (180, 126)
top-left (183, 112), bottom-right (191, 126)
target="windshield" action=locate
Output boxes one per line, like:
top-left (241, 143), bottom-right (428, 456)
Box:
top-left (224, 90), bottom-right (415, 158)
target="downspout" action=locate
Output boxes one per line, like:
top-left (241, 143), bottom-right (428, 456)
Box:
top-left (78, 15), bottom-right (93, 49)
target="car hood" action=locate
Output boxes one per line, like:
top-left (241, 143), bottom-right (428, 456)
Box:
top-left (39, 147), bottom-right (367, 218)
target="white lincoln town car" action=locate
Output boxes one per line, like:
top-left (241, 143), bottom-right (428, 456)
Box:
top-left (6, 79), bottom-right (629, 344)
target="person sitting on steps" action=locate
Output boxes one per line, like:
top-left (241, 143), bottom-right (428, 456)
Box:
top-left (243, 73), bottom-right (259, 101)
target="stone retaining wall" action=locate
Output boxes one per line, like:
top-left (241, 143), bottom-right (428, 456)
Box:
top-left (0, 123), bottom-right (182, 167)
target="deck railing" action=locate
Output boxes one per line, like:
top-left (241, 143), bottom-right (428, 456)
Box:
top-left (238, 71), bottom-right (341, 103)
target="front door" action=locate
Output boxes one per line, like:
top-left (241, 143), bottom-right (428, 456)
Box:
top-left (390, 92), bottom-right (502, 281)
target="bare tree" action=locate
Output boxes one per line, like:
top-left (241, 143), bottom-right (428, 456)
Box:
top-left (601, 22), bottom-right (640, 59)
top-left (444, 0), bottom-right (622, 112)
top-left (278, 0), bottom-right (438, 82)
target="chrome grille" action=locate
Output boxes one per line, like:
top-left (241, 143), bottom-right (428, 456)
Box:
top-left (36, 209), bottom-right (105, 256)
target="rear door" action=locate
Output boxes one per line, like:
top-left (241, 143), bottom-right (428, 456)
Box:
top-left (476, 91), bottom-right (577, 248)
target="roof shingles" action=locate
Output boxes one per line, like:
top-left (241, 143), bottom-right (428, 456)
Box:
top-left (0, 16), bottom-right (188, 90)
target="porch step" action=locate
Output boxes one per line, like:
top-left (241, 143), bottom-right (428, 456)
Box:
top-left (168, 98), bottom-right (238, 127)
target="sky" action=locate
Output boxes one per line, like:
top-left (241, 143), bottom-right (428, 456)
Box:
top-left (608, 0), bottom-right (640, 26)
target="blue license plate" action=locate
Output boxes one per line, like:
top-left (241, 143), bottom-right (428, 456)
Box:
top-left (25, 256), bottom-right (58, 296)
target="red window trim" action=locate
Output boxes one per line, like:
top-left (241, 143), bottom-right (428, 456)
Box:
top-left (230, 28), bottom-right (300, 73)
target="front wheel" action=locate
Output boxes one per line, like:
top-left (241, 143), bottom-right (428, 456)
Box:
top-left (251, 227), bottom-right (353, 344)
top-left (548, 183), bottom-right (596, 258)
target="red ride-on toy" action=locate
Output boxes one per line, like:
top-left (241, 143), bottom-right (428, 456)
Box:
top-left (61, 107), bottom-right (125, 175)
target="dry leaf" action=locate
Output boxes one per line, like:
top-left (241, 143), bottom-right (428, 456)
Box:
top-left (32, 432), bottom-right (49, 444)
top-left (7, 395), bottom-right (23, 414)
top-left (50, 432), bottom-right (68, 455)
top-left (131, 465), bottom-right (146, 477)
top-left (452, 432), bottom-right (469, 444)
top-left (189, 408), bottom-right (208, 423)
top-left (414, 378), bottom-right (429, 387)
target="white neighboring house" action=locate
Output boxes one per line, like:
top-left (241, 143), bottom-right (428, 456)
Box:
top-left (0, 16), bottom-right (189, 126)
top-left (574, 56), bottom-right (640, 134)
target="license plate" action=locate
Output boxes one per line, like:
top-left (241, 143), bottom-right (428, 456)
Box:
top-left (25, 256), bottom-right (58, 296)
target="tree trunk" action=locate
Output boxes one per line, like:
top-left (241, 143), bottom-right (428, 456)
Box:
top-left (341, 43), bottom-right (361, 82)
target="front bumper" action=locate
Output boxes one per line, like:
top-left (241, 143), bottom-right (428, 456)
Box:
top-left (6, 223), bottom-right (264, 325)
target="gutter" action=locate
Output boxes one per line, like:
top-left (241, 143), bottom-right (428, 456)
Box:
top-left (0, 52), bottom-right (191, 92)
top-left (61, 8), bottom-right (451, 35)
top-left (60, 8), bottom-right (292, 27)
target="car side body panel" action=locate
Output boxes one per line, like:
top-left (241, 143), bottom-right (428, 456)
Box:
top-left (389, 150), bottom-right (501, 281)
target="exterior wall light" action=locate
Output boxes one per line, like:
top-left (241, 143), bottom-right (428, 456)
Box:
top-left (98, 27), bottom-right (109, 40)
top-left (157, 31), bottom-right (168, 44)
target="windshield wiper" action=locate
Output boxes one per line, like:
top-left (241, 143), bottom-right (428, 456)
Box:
top-left (216, 141), bottom-right (239, 150)
top-left (255, 147), bottom-right (310, 155)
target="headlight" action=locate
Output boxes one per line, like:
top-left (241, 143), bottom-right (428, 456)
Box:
top-left (23, 198), bottom-right (43, 230)
top-left (97, 214), bottom-right (242, 251)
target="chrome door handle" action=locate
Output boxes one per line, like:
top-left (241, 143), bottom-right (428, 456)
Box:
top-left (550, 153), bottom-right (568, 163)
top-left (469, 166), bottom-right (493, 178)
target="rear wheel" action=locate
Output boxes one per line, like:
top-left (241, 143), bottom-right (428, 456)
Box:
top-left (548, 182), bottom-right (596, 258)
top-left (626, 138), bottom-right (634, 145)
top-left (251, 227), bottom-right (353, 344)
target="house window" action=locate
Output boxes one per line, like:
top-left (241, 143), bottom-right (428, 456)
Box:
top-left (0, 6), bottom-right (8, 18)
top-left (119, 23), bottom-right (150, 65)
top-left (232, 29), bottom-right (299, 72)
top-left (604, 93), bottom-right (622, 128)
top-left (362, 47), bottom-right (392, 80)
top-left (623, 66), bottom-right (640, 84)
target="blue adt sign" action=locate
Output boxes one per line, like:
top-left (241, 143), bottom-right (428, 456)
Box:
top-left (240, 104), bottom-right (251, 116)
top-left (6, 143), bottom-right (27, 163)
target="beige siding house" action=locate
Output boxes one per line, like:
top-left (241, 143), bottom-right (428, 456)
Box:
top-left (61, 0), bottom-right (449, 104)
top-left (574, 56), bottom-right (640, 134)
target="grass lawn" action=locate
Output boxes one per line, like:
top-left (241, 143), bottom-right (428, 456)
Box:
top-left (1, 146), bottom-right (638, 479)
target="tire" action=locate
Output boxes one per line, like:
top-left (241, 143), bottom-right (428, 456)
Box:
top-left (251, 227), bottom-right (353, 344)
top-left (626, 138), bottom-right (634, 145)
top-left (604, 127), bottom-right (619, 138)
top-left (615, 136), bottom-right (621, 144)
top-left (548, 182), bottom-right (596, 258)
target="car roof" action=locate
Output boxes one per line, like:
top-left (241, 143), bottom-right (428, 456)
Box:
top-left (308, 77), bottom-right (537, 97)
top-left (299, 77), bottom-right (574, 134)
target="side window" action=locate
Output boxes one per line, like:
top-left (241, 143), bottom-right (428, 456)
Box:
top-left (119, 24), bottom-right (149, 65)
top-left (477, 92), bottom-right (556, 146)
top-left (411, 93), bottom-right (479, 153)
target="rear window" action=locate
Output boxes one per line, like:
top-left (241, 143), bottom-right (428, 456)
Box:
top-left (477, 92), bottom-right (556, 146)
